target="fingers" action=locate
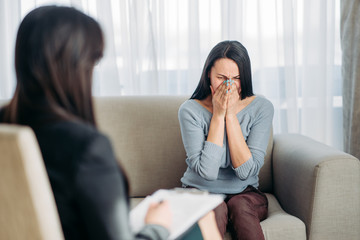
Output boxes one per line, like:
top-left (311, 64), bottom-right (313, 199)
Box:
top-left (220, 78), bottom-right (235, 95)
top-left (148, 202), bottom-right (157, 209)
top-left (228, 80), bottom-right (240, 98)
top-left (210, 85), bottom-right (214, 96)
top-left (219, 83), bottom-right (227, 101)
top-left (158, 200), bottom-right (170, 208)
top-left (149, 200), bottom-right (170, 208)
top-left (212, 82), bottom-right (227, 102)
top-left (145, 200), bottom-right (172, 230)
top-left (213, 81), bottom-right (225, 96)
top-left (225, 79), bottom-right (231, 94)
top-left (212, 80), bottom-right (233, 117)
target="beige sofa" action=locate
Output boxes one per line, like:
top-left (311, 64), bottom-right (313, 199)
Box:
top-left (1, 96), bottom-right (360, 240)
top-left (94, 96), bottom-right (360, 240)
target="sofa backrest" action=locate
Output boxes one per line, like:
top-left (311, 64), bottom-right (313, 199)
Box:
top-left (94, 96), bottom-right (273, 197)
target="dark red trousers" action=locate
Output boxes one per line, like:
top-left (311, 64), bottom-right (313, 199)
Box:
top-left (213, 186), bottom-right (268, 240)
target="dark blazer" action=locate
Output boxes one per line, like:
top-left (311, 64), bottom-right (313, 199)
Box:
top-left (0, 109), bottom-right (168, 240)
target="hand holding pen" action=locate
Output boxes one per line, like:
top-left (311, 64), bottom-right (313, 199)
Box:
top-left (145, 200), bottom-right (172, 230)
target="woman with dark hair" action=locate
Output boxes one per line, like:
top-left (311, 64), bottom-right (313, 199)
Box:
top-left (0, 6), bottom-right (220, 240)
top-left (178, 40), bottom-right (274, 240)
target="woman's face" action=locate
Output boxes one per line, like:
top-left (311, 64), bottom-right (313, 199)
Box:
top-left (209, 58), bottom-right (241, 93)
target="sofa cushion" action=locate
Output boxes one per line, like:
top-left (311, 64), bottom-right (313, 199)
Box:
top-left (261, 194), bottom-right (306, 240)
top-left (129, 193), bottom-right (305, 240)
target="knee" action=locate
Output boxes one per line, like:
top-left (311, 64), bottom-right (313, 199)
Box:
top-left (213, 201), bottom-right (228, 236)
top-left (213, 201), bottom-right (228, 221)
top-left (227, 196), bottom-right (253, 217)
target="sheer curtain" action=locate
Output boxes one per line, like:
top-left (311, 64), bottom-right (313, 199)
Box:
top-left (0, 0), bottom-right (342, 149)
top-left (0, 0), bottom-right (20, 100)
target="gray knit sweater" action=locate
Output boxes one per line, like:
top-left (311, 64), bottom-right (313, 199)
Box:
top-left (178, 96), bottom-right (274, 194)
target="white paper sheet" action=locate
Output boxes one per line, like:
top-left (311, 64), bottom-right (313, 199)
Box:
top-left (130, 188), bottom-right (224, 239)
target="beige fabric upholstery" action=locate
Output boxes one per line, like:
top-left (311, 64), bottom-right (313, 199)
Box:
top-left (95, 96), bottom-right (360, 240)
top-left (259, 130), bottom-right (273, 193)
top-left (94, 96), bottom-right (188, 196)
top-left (261, 194), bottom-right (306, 240)
top-left (94, 96), bottom-right (306, 240)
top-left (273, 134), bottom-right (360, 240)
top-left (0, 124), bottom-right (64, 240)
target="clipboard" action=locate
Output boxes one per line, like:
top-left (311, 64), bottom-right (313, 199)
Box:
top-left (130, 188), bottom-right (224, 239)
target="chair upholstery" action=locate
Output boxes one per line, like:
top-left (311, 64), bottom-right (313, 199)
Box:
top-left (0, 124), bottom-right (64, 240)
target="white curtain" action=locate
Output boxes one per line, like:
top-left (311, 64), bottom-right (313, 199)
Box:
top-left (0, 0), bottom-right (342, 149)
top-left (0, 0), bottom-right (20, 100)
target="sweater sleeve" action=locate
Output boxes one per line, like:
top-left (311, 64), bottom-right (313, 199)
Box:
top-left (74, 133), bottom-right (169, 240)
top-left (232, 99), bottom-right (274, 179)
top-left (178, 102), bottom-right (225, 181)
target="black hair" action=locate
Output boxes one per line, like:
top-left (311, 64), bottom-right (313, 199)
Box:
top-left (3, 5), bottom-right (104, 126)
top-left (191, 40), bottom-right (254, 100)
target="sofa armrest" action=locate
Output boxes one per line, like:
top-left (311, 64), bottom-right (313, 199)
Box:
top-left (272, 134), bottom-right (360, 240)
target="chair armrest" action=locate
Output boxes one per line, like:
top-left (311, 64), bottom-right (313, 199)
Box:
top-left (272, 134), bottom-right (360, 240)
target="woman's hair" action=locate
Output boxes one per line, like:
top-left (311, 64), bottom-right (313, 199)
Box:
top-left (191, 40), bottom-right (254, 100)
top-left (2, 6), bottom-right (104, 126)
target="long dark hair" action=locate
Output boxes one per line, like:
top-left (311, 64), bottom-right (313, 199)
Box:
top-left (191, 40), bottom-right (254, 100)
top-left (2, 6), bottom-right (104, 126)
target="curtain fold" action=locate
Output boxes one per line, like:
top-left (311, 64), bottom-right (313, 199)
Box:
top-left (0, 0), bottom-right (343, 150)
top-left (341, 0), bottom-right (360, 159)
top-left (0, 0), bottom-right (20, 100)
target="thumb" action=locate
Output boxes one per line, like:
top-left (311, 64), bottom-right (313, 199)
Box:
top-left (210, 85), bottom-right (214, 95)
top-left (148, 202), bottom-right (158, 209)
